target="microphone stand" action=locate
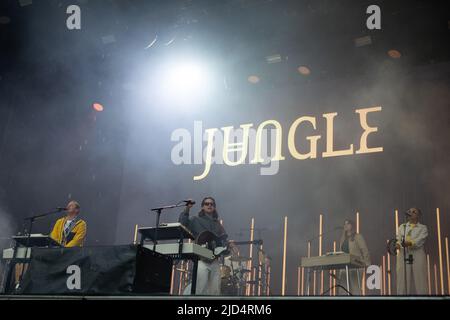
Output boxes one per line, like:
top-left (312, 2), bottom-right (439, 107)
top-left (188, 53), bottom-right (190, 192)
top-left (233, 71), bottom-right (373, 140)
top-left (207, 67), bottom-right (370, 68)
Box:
top-left (402, 222), bottom-right (408, 295)
top-left (401, 215), bottom-right (414, 295)
top-left (149, 201), bottom-right (195, 294)
top-left (11, 208), bottom-right (65, 293)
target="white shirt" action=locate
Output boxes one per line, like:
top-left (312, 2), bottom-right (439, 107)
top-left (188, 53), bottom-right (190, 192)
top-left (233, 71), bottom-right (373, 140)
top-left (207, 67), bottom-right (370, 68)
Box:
top-left (64, 219), bottom-right (74, 232)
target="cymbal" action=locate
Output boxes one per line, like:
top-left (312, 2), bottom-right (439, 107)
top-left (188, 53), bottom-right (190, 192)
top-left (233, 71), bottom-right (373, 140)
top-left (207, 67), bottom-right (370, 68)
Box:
top-left (230, 256), bottom-right (251, 262)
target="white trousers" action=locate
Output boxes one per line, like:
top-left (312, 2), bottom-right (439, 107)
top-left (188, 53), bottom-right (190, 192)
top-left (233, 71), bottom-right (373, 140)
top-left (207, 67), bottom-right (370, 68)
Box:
top-left (183, 260), bottom-right (221, 295)
top-left (396, 247), bottom-right (427, 295)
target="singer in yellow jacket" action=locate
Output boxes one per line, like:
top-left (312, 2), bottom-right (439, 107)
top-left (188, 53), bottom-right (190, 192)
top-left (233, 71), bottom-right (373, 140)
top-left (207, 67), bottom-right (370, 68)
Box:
top-left (14, 201), bottom-right (87, 287)
top-left (50, 200), bottom-right (87, 247)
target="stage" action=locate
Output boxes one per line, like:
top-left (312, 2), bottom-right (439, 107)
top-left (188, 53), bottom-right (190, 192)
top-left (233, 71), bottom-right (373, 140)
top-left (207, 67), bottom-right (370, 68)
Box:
top-left (0, 294), bottom-right (448, 300)
top-left (0, 0), bottom-right (449, 301)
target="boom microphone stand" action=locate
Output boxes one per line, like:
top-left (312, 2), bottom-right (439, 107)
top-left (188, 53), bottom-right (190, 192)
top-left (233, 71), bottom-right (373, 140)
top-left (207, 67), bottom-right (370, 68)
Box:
top-left (9, 207), bottom-right (66, 293)
top-left (149, 201), bottom-right (197, 294)
top-left (149, 201), bottom-right (187, 251)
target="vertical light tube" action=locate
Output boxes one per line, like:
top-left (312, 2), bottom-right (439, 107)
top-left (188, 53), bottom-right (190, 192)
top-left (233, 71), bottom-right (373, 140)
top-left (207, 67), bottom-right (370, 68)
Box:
top-left (133, 224), bottom-right (139, 244)
top-left (446, 237), bottom-right (450, 295)
top-left (362, 271), bottom-right (366, 296)
top-left (313, 271), bottom-right (316, 296)
top-left (170, 264), bottom-right (175, 295)
top-left (356, 211), bottom-right (360, 234)
top-left (297, 266), bottom-right (301, 296)
top-left (266, 265), bottom-right (271, 296)
top-left (319, 214), bottom-right (323, 256)
top-left (319, 214), bottom-right (323, 295)
top-left (281, 216), bottom-right (288, 296)
top-left (329, 259), bottom-right (332, 296)
top-left (307, 241), bottom-right (311, 296)
top-left (252, 266), bottom-right (256, 296)
top-left (436, 208), bottom-right (444, 294)
top-left (434, 263), bottom-right (438, 295)
top-left (395, 210), bottom-right (399, 235)
top-left (427, 254), bottom-right (431, 295)
top-left (333, 241), bottom-right (336, 296)
top-left (387, 240), bottom-right (391, 295)
top-left (382, 255), bottom-right (386, 296)
top-left (356, 212), bottom-right (365, 295)
top-left (246, 218), bottom-right (255, 296)
top-left (301, 267), bottom-right (304, 296)
top-left (380, 261), bottom-right (383, 296)
top-left (379, 264), bottom-right (383, 295)
top-left (258, 244), bottom-right (263, 296)
top-left (395, 210), bottom-right (400, 263)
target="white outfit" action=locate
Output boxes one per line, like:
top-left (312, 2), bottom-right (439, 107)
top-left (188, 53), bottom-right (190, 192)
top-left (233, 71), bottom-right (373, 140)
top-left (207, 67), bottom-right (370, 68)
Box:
top-left (183, 259), bottom-right (221, 295)
top-left (396, 222), bottom-right (428, 295)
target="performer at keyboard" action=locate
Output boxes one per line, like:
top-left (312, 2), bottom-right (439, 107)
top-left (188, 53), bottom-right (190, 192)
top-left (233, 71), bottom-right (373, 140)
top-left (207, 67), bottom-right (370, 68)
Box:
top-left (396, 207), bottom-right (428, 295)
top-left (50, 200), bottom-right (87, 247)
top-left (338, 219), bottom-right (371, 295)
top-left (13, 200), bottom-right (87, 289)
top-left (179, 196), bottom-right (227, 295)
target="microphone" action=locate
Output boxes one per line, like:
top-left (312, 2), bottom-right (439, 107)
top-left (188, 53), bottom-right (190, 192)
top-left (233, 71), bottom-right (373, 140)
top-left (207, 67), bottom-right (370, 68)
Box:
top-left (182, 200), bottom-right (196, 205)
top-left (404, 211), bottom-right (411, 216)
top-left (334, 226), bottom-right (344, 230)
top-left (55, 207), bottom-right (67, 211)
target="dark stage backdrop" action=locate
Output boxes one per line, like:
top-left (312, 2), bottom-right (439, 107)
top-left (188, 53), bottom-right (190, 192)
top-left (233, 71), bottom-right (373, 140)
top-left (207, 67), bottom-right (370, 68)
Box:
top-left (1, 0), bottom-right (449, 296)
top-left (114, 61), bottom-right (450, 295)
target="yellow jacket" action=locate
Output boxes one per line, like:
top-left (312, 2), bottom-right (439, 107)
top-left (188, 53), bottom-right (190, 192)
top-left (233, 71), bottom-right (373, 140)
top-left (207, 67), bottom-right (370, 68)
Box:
top-left (50, 217), bottom-right (87, 247)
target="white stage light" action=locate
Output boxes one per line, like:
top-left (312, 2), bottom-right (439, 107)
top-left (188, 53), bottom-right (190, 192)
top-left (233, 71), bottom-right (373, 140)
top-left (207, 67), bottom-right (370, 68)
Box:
top-left (159, 61), bottom-right (212, 105)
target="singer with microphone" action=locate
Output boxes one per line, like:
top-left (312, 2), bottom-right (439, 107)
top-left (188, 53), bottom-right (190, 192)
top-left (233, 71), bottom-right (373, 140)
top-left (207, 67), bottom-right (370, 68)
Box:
top-left (179, 196), bottom-right (227, 295)
top-left (396, 208), bottom-right (428, 295)
top-left (337, 219), bottom-right (371, 295)
top-left (13, 201), bottom-right (87, 289)
top-left (49, 200), bottom-right (87, 247)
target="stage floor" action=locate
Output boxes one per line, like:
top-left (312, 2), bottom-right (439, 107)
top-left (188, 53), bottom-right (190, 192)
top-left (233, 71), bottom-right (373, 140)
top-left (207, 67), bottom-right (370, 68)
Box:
top-left (0, 295), bottom-right (448, 300)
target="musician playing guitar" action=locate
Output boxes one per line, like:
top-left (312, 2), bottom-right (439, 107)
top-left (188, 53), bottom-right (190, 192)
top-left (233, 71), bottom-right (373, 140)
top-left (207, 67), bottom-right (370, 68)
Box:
top-left (179, 196), bottom-right (228, 295)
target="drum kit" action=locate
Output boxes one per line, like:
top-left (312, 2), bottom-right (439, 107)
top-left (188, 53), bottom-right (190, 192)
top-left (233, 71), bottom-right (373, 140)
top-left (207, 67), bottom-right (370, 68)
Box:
top-left (220, 255), bottom-right (252, 295)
